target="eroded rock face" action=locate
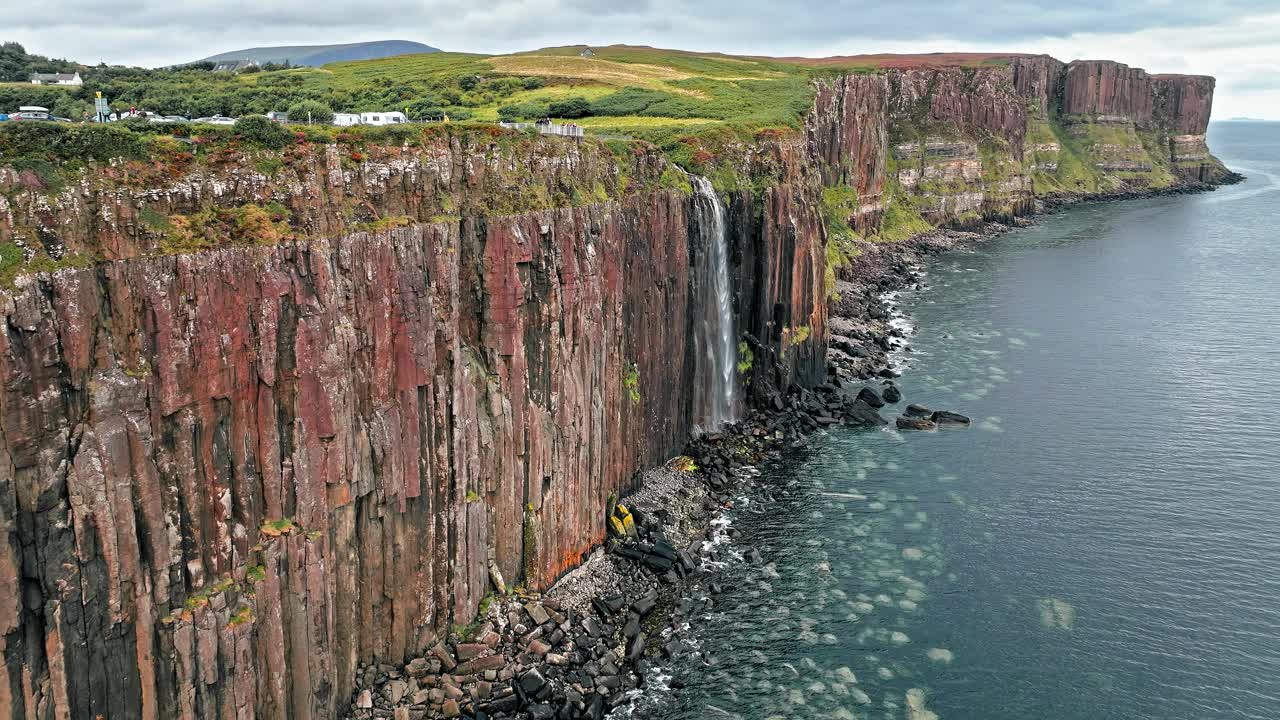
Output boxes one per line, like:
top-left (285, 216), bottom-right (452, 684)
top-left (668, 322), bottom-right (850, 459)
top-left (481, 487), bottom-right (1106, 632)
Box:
top-left (807, 74), bottom-right (891, 195)
top-left (1062, 60), bottom-right (1154, 124)
top-left (1009, 55), bottom-right (1066, 118)
top-left (1153, 74), bottom-right (1216, 135)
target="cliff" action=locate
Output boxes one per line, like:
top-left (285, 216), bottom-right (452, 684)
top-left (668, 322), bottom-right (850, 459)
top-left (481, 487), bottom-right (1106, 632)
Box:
top-left (808, 56), bottom-right (1234, 241)
top-left (0, 128), bottom-right (826, 719)
top-left (0, 50), bottom-right (1234, 720)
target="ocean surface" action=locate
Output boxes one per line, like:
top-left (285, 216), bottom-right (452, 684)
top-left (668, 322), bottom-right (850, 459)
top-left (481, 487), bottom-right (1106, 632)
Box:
top-left (638, 122), bottom-right (1280, 720)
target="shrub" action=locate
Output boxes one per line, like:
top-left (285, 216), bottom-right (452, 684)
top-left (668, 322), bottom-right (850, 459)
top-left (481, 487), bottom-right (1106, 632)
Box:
top-left (406, 98), bottom-right (446, 121)
top-left (234, 115), bottom-right (292, 150)
top-left (497, 102), bottom-right (549, 122)
top-left (522, 77), bottom-right (544, 90)
top-left (286, 100), bottom-right (334, 125)
top-left (457, 75), bottom-right (480, 91)
top-left (548, 97), bottom-right (591, 119)
top-left (0, 122), bottom-right (145, 163)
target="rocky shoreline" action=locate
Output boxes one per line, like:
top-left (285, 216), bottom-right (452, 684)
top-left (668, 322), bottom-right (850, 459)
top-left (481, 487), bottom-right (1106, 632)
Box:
top-left (341, 178), bottom-right (1239, 720)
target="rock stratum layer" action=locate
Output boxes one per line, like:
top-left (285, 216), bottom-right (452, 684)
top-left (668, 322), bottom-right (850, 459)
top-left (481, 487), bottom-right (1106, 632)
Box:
top-left (0, 54), bottom-right (1231, 719)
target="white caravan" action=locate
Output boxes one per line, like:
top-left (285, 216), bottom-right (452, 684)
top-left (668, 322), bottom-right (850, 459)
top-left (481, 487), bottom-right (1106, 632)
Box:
top-left (359, 111), bottom-right (407, 126)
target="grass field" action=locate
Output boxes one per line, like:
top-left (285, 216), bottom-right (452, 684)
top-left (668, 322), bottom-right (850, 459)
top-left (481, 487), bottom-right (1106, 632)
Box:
top-left (304, 45), bottom-right (818, 134)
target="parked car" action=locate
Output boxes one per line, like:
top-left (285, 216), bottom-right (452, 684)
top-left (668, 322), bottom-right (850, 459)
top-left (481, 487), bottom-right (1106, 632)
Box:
top-left (0, 114), bottom-right (8, 122)
top-left (149, 115), bottom-right (190, 123)
top-left (11, 105), bottom-right (52, 121)
top-left (192, 116), bottom-right (236, 125)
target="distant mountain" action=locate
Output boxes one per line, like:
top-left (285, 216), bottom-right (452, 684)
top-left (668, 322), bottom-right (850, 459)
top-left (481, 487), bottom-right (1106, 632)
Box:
top-left (1221, 116), bottom-right (1275, 122)
top-left (196, 40), bottom-right (439, 68)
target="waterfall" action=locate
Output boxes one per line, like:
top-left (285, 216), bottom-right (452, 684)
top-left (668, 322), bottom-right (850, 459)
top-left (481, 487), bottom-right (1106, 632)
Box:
top-left (691, 176), bottom-right (739, 430)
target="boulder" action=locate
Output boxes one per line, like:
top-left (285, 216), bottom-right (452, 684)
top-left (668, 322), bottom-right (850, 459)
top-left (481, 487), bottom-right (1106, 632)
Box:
top-left (356, 689), bottom-right (373, 709)
top-left (931, 410), bottom-right (971, 426)
top-left (881, 383), bottom-right (902, 403)
top-left (855, 387), bottom-right (885, 408)
top-left (904, 403), bottom-right (932, 418)
top-left (844, 399), bottom-right (887, 426)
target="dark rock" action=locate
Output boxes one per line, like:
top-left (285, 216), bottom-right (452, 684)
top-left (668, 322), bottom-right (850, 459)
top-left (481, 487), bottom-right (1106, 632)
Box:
top-left (520, 668), bottom-right (548, 696)
top-left (622, 615), bottom-right (641, 639)
top-left (931, 410), bottom-right (971, 426)
top-left (881, 384), bottom-right (902, 403)
top-left (856, 387), bottom-right (885, 408)
top-left (626, 632), bottom-right (646, 662)
top-left (904, 403), bottom-right (932, 418)
top-left (844, 399), bottom-right (887, 426)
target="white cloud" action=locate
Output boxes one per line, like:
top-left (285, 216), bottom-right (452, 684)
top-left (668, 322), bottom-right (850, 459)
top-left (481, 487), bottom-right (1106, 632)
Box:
top-left (4, 1), bottom-right (1279, 118)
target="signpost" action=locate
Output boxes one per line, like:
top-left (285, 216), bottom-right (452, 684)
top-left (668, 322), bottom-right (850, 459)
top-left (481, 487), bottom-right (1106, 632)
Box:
top-left (94, 92), bottom-right (109, 123)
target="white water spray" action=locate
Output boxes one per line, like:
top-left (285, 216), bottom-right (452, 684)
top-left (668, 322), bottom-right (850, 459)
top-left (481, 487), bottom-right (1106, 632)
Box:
top-left (691, 176), bottom-right (739, 429)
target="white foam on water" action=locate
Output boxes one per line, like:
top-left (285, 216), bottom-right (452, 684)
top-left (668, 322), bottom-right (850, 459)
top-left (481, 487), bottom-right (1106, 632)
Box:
top-left (1039, 597), bottom-right (1077, 630)
top-left (926, 648), bottom-right (954, 664)
top-left (906, 689), bottom-right (939, 720)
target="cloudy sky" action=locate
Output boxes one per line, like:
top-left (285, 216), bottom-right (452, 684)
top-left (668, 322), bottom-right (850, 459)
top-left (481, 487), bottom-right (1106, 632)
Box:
top-left (6, 1), bottom-right (1280, 119)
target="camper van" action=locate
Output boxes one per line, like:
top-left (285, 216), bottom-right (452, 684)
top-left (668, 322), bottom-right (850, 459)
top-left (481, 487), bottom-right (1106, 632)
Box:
top-left (333, 113), bottom-right (361, 127)
top-left (359, 111), bottom-right (407, 126)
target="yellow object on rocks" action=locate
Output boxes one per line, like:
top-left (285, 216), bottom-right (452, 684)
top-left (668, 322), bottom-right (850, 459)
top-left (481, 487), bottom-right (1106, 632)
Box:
top-left (609, 504), bottom-right (637, 538)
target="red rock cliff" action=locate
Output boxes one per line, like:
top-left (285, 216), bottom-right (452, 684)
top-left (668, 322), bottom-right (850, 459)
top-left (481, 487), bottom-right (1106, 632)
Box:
top-left (1062, 60), bottom-right (1154, 123)
top-left (0, 133), bottom-right (827, 719)
top-left (1153, 74), bottom-right (1216, 135)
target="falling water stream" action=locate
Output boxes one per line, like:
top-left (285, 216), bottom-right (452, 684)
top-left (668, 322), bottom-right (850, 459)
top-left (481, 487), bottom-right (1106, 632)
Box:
top-left (691, 176), bottom-right (739, 430)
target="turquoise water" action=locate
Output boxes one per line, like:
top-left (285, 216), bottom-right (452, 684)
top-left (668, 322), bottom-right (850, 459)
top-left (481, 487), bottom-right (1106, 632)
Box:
top-left (646, 122), bottom-right (1280, 719)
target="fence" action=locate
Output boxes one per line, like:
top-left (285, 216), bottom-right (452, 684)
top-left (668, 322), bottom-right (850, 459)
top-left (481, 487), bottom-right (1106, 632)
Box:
top-left (499, 121), bottom-right (585, 138)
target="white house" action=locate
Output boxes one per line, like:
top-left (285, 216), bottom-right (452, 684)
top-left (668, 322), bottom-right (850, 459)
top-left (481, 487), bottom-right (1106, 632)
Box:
top-left (333, 113), bottom-right (362, 127)
top-left (359, 111), bottom-right (407, 126)
top-left (30, 72), bottom-right (83, 86)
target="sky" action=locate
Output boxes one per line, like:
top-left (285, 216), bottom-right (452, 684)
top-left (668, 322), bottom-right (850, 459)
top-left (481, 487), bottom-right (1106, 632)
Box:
top-left (5, 1), bottom-right (1280, 119)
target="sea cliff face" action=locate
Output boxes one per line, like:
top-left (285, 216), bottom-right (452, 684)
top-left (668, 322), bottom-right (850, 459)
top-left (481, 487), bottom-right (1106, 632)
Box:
top-left (808, 57), bottom-right (1233, 238)
top-left (0, 54), bottom-right (1231, 719)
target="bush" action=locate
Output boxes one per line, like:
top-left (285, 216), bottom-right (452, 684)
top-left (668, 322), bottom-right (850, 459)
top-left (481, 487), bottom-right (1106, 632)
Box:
top-left (406, 98), bottom-right (445, 121)
top-left (457, 75), bottom-right (480, 91)
top-left (589, 88), bottom-right (668, 117)
top-left (0, 122), bottom-right (144, 163)
top-left (548, 97), bottom-right (591, 119)
top-left (286, 99), bottom-right (334, 125)
top-left (234, 115), bottom-right (292, 149)
top-left (522, 77), bottom-right (544, 90)
top-left (497, 102), bottom-right (549, 122)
